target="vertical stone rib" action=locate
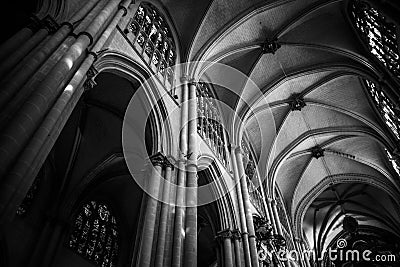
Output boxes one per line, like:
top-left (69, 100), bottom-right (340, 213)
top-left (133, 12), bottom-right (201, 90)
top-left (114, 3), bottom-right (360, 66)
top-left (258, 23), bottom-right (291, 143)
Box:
top-left (232, 231), bottom-right (243, 267)
top-left (183, 81), bottom-right (198, 267)
top-left (267, 199), bottom-right (278, 234)
top-left (231, 149), bottom-right (252, 267)
top-left (164, 163), bottom-right (177, 266)
top-left (217, 230), bottom-right (234, 267)
top-left (235, 147), bottom-right (259, 267)
top-left (272, 200), bottom-right (283, 236)
top-left (138, 153), bottom-right (164, 267)
top-left (155, 162), bottom-right (173, 267)
top-left (172, 79), bottom-right (189, 267)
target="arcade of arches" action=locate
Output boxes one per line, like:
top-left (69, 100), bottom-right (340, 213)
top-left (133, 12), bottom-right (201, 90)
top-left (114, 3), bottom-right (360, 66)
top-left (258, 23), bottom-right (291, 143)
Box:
top-left (0, 0), bottom-right (399, 266)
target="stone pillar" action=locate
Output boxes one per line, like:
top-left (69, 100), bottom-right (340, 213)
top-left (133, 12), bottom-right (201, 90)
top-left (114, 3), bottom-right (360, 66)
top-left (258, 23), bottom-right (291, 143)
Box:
top-left (183, 81), bottom-right (198, 267)
top-left (0, 0), bottom-right (121, 179)
top-left (295, 239), bottom-right (305, 267)
top-left (0, 16), bottom-right (41, 61)
top-left (301, 242), bottom-right (312, 267)
top-left (267, 199), bottom-right (278, 234)
top-left (137, 153), bottom-right (164, 267)
top-left (164, 160), bottom-right (177, 266)
top-left (0, 0), bottom-right (131, 224)
top-left (155, 161), bottom-right (173, 267)
top-left (0, 16), bottom-right (58, 78)
top-left (172, 77), bottom-right (189, 267)
top-left (0, 0), bottom-right (98, 110)
top-left (232, 229), bottom-right (243, 267)
top-left (235, 147), bottom-right (260, 267)
top-left (217, 229), bottom-right (234, 267)
top-left (231, 148), bottom-right (252, 267)
top-left (271, 199), bottom-right (283, 236)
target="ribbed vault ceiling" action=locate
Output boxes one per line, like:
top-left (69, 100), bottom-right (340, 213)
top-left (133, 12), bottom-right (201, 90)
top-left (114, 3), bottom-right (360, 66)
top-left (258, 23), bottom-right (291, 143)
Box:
top-left (163, 0), bottom-right (400, 246)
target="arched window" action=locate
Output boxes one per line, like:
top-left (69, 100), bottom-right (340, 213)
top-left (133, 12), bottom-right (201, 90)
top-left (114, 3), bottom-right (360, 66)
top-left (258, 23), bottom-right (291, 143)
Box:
top-left (68, 201), bottom-right (119, 267)
top-left (124, 2), bottom-right (176, 86)
top-left (364, 80), bottom-right (400, 140)
top-left (350, 0), bottom-right (400, 79)
top-left (197, 82), bottom-right (228, 166)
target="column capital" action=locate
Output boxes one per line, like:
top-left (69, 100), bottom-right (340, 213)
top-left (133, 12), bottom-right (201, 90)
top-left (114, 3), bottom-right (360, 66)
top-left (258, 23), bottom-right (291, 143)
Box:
top-left (41, 15), bottom-right (59, 34)
top-left (231, 229), bottom-right (242, 240)
top-left (180, 75), bottom-right (189, 83)
top-left (188, 78), bottom-right (198, 87)
top-left (216, 229), bottom-right (233, 240)
top-left (164, 156), bottom-right (176, 169)
top-left (84, 66), bottom-right (98, 90)
top-left (149, 152), bottom-right (166, 167)
top-left (27, 14), bottom-right (42, 31)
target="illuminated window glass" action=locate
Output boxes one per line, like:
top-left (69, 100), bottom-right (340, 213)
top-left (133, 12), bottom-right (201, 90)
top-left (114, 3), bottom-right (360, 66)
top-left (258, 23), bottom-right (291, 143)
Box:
top-left (350, 0), bottom-right (400, 79)
top-left (69, 201), bottom-right (119, 267)
top-left (125, 2), bottom-right (176, 85)
top-left (385, 148), bottom-right (400, 177)
top-left (365, 80), bottom-right (400, 140)
top-left (197, 82), bottom-right (228, 166)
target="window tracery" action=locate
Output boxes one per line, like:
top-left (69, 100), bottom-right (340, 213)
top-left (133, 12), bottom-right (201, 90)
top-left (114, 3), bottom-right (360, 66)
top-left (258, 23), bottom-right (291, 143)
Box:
top-left (68, 201), bottom-right (119, 267)
top-left (365, 80), bottom-right (400, 140)
top-left (124, 2), bottom-right (176, 86)
top-left (196, 82), bottom-right (228, 166)
top-left (385, 148), bottom-right (400, 177)
top-left (242, 139), bottom-right (266, 217)
top-left (350, 0), bottom-right (400, 79)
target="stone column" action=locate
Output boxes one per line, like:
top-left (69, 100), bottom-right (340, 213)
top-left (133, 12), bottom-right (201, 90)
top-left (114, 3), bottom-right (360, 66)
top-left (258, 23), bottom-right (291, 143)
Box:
top-left (232, 229), bottom-right (243, 267)
top-left (0, 0), bottom-right (131, 224)
top-left (267, 199), bottom-right (278, 234)
top-left (0, 16), bottom-right (58, 78)
top-left (295, 239), bottom-right (305, 267)
top-left (301, 242), bottom-right (312, 267)
top-left (164, 161), bottom-right (177, 266)
top-left (0, 0), bottom-right (99, 110)
top-left (155, 160), bottom-right (173, 267)
top-left (172, 77), bottom-right (189, 267)
top-left (137, 153), bottom-right (165, 267)
top-left (217, 229), bottom-right (234, 267)
top-left (271, 199), bottom-right (283, 236)
top-left (183, 81), bottom-right (198, 267)
top-left (235, 147), bottom-right (259, 267)
top-left (0, 16), bottom-right (42, 61)
top-left (0, 0), bottom-right (121, 179)
top-left (231, 148), bottom-right (252, 267)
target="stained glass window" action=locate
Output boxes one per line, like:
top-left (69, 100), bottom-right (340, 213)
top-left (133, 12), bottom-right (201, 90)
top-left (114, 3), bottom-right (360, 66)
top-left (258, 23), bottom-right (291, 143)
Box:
top-left (16, 169), bottom-right (43, 216)
top-left (365, 80), bottom-right (400, 140)
top-left (125, 2), bottom-right (176, 85)
top-left (68, 201), bottom-right (119, 267)
top-left (351, 0), bottom-right (400, 79)
top-left (385, 148), bottom-right (400, 177)
top-left (197, 82), bottom-right (228, 166)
